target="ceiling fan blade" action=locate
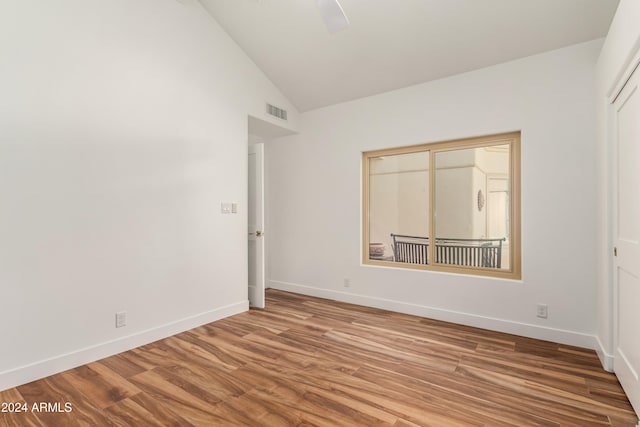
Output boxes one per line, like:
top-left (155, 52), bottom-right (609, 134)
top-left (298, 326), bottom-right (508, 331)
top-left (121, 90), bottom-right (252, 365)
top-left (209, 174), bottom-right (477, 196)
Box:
top-left (316, 0), bottom-right (349, 34)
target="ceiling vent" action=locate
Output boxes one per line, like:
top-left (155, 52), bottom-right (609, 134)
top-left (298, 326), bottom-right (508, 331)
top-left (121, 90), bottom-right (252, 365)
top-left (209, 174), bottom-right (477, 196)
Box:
top-left (266, 103), bottom-right (288, 121)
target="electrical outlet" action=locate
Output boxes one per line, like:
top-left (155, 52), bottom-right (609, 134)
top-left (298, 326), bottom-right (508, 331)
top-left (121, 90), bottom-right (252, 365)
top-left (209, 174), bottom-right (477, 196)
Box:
top-left (343, 277), bottom-right (350, 287)
top-left (115, 311), bottom-right (127, 328)
top-left (536, 304), bottom-right (548, 319)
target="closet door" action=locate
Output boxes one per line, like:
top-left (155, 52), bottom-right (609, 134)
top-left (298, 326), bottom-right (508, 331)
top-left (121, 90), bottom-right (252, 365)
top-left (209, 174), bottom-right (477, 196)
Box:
top-left (613, 63), bottom-right (640, 417)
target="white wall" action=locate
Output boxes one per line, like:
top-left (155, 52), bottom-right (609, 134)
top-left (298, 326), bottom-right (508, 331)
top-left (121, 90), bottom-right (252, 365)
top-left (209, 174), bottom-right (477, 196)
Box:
top-left (0, 0), bottom-right (297, 390)
top-left (267, 40), bottom-right (602, 347)
top-left (595, 0), bottom-right (640, 370)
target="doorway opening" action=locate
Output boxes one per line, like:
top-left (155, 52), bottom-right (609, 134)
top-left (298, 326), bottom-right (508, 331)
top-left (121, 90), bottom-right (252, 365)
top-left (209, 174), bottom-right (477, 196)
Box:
top-left (247, 115), bottom-right (296, 309)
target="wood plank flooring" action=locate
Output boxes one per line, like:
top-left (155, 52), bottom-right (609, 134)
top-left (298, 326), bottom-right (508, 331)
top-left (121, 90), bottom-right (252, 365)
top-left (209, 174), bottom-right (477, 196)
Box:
top-left (1, 289), bottom-right (637, 426)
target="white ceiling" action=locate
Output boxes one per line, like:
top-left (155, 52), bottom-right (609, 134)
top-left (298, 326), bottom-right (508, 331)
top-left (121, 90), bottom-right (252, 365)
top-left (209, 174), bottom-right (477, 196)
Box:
top-left (200, 0), bottom-right (619, 112)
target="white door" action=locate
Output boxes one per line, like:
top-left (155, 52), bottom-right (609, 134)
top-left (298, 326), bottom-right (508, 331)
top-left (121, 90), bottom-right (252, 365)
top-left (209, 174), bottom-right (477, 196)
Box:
top-left (613, 64), bottom-right (640, 417)
top-left (248, 143), bottom-right (265, 308)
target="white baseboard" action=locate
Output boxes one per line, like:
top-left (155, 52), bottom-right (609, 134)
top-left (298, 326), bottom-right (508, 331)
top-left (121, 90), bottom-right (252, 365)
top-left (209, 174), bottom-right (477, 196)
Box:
top-left (595, 335), bottom-right (615, 372)
top-left (0, 300), bottom-right (249, 392)
top-left (269, 280), bottom-right (597, 350)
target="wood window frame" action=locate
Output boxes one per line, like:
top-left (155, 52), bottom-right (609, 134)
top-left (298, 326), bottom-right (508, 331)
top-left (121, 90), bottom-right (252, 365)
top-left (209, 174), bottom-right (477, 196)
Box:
top-left (362, 131), bottom-right (521, 280)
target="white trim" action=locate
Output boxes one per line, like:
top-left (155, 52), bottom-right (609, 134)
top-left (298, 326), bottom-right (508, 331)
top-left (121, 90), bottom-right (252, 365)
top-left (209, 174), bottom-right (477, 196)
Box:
top-left (0, 300), bottom-right (249, 392)
top-left (596, 334), bottom-right (615, 372)
top-left (269, 280), bottom-right (596, 349)
top-left (609, 41), bottom-right (640, 103)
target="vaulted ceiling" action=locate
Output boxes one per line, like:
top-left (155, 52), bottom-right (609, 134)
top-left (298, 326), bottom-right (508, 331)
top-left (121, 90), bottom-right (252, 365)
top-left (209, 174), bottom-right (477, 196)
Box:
top-left (200, 0), bottom-right (619, 112)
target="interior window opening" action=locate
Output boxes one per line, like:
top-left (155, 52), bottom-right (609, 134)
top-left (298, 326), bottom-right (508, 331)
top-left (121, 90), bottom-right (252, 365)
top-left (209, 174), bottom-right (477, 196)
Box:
top-left (363, 132), bottom-right (521, 279)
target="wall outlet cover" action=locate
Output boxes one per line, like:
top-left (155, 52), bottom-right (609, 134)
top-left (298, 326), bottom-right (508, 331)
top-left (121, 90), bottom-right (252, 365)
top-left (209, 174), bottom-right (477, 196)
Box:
top-left (116, 311), bottom-right (127, 328)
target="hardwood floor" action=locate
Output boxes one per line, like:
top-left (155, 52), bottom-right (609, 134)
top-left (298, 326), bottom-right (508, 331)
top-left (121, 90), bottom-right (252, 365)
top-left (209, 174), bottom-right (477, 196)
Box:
top-left (1, 289), bottom-right (637, 426)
